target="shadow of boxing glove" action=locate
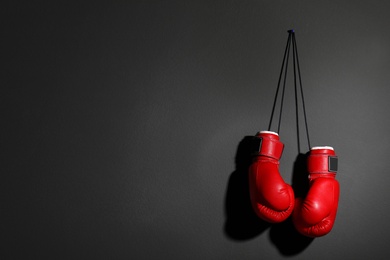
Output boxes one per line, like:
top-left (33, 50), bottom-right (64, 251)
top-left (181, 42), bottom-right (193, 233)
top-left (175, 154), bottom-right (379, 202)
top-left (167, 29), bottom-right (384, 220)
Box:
top-left (292, 146), bottom-right (340, 237)
top-left (248, 131), bottom-right (294, 223)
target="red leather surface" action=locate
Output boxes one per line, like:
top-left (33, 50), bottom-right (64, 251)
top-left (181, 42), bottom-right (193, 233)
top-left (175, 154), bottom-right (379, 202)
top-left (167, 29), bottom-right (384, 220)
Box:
top-left (292, 148), bottom-right (340, 237)
top-left (249, 131), bottom-right (294, 223)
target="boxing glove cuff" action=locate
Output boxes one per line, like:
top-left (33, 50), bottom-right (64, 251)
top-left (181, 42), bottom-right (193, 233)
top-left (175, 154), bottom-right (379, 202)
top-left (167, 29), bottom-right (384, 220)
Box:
top-left (252, 131), bottom-right (284, 160)
top-left (308, 147), bottom-right (338, 173)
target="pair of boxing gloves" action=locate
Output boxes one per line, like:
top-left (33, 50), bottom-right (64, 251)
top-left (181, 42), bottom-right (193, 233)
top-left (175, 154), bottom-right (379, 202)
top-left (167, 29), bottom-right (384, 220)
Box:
top-left (248, 130), bottom-right (339, 237)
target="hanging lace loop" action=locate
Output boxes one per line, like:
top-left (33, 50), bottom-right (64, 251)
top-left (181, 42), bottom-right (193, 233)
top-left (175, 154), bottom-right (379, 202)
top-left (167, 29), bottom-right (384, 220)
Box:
top-left (267, 30), bottom-right (311, 151)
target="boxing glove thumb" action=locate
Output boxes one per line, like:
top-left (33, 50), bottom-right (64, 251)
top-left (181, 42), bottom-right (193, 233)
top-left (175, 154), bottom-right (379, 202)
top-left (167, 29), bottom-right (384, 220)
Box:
top-left (248, 131), bottom-right (294, 223)
top-left (292, 146), bottom-right (340, 237)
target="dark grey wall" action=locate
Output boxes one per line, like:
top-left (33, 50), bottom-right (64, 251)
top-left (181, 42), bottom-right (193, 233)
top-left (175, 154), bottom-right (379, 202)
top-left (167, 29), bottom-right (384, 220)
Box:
top-left (3, 1), bottom-right (390, 259)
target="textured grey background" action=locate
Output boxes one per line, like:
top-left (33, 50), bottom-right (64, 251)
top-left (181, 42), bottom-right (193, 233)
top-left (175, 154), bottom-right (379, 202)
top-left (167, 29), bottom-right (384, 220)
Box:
top-left (2, 1), bottom-right (390, 259)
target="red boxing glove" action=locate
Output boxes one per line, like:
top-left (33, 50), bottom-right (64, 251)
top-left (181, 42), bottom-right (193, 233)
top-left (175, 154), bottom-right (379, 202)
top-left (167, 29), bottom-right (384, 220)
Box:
top-left (248, 131), bottom-right (294, 223)
top-left (292, 146), bottom-right (340, 237)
